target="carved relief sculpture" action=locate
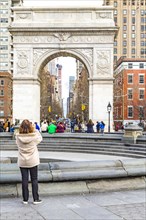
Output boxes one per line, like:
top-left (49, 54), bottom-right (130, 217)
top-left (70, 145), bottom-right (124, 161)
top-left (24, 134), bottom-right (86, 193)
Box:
top-left (17, 51), bottom-right (29, 75)
top-left (96, 51), bottom-right (110, 77)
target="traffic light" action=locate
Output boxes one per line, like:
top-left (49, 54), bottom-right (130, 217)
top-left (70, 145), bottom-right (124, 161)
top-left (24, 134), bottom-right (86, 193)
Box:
top-left (48, 106), bottom-right (51, 112)
top-left (81, 104), bottom-right (86, 111)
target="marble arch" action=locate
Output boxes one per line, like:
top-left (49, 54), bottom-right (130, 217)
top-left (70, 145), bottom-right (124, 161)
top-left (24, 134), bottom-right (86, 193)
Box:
top-left (9, 4), bottom-right (117, 130)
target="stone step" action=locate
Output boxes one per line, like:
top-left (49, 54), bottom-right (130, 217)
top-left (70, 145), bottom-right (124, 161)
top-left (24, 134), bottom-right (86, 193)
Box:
top-left (38, 147), bottom-right (146, 157)
top-left (1, 142), bottom-right (146, 153)
top-left (2, 147), bottom-right (145, 159)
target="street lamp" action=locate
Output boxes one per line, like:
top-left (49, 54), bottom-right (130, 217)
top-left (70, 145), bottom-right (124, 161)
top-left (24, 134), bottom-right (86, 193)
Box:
top-left (107, 102), bottom-right (112, 133)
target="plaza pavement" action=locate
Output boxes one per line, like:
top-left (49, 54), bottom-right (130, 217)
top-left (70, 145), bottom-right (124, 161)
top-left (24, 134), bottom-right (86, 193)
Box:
top-left (1, 146), bottom-right (146, 219)
top-left (1, 189), bottom-right (145, 220)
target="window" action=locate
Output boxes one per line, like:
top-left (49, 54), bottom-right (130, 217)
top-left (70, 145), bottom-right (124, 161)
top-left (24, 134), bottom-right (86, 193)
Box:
top-left (132, 25), bottom-right (135, 31)
top-left (139, 63), bottom-right (144, 68)
top-left (123, 48), bottom-right (127, 54)
top-left (141, 41), bottom-right (146, 46)
top-left (141, 25), bottom-right (146, 32)
top-left (128, 63), bottom-right (133, 68)
top-left (132, 17), bottom-right (135, 24)
top-left (132, 41), bottom-right (135, 46)
top-left (141, 0), bottom-right (144, 5)
top-left (0, 100), bottom-right (4, 106)
top-left (123, 0), bottom-right (127, 5)
top-left (141, 33), bottom-right (146, 38)
top-left (0, 63), bottom-right (8, 67)
top-left (141, 10), bottom-right (144, 16)
top-left (114, 48), bottom-right (117, 54)
top-left (141, 48), bottom-right (146, 54)
top-left (132, 0), bottom-right (135, 5)
top-left (114, 17), bottom-right (117, 25)
top-left (0, 10), bottom-right (8, 14)
top-left (114, 41), bottom-right (117, 46)
top-left (0, 45), bottom-right (8, 50)
top-left (0, 37), bottom-right (8, 42)
top-left (0, 28), bottom-right (7, 32)
top-left (114, 1), bottom-right (117, 7)
top-left (128, 74), bottom-right (133, 83)
top-left (123, 33), bottom-right (127, 38)
top-left (123, 10), bottom-right (127, 15)
top-left (123, 25), bottom-right (127, 31)
top-left (0, 54), bottom-right (8, 58)
top-left (139, 75), bottom-right (144, 83)
top-left (106, 0), bottom-right (110, 5)
top-left (139, 89), bottom-right (145, 100)
top-left (132, 10), bottom-right (135, 15)
top-left (0, 80), bottom-right (4, 86)
top-left (132, 48), bottom-right (135, 54)
top-left (132, 33), bottom-right (135, 38)
top-left (114, 56), bottom-right (117, 62)
top-left (139, 106), bottom-right (144, 118)
top-left (0, 111), bottom-right (4, 117)
top-left (128, 106), bottom-right (133, 118)
top-left (0, 18), bottom-right (8, 23)
top-left (123, 17), bottom-right (127, 23)
top-left (114, 10), bottom-right (117, 15)
top-left (128, 89), bottom-right (133, 100)
top-left (0, 90), bottom-right (4, 96)
top-left (141, 17), bottom-right (146, 23)
top-left (123, 41), bottom-right (127, 46)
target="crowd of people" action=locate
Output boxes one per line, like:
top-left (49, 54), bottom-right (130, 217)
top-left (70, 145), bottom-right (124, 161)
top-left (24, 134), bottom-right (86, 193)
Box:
top-left (0, 118), bottom-right (106, 134)
top-left (1, 118), bottom-right (146, 134)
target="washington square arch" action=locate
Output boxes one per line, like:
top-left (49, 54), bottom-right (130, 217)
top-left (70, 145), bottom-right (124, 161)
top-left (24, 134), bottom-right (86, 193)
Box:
top-left (9, 3), bottom-right (117, 130)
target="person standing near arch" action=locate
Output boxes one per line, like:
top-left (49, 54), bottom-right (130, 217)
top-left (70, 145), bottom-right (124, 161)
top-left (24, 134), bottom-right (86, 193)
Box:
top-left (16, 119), bottom-right (42, 205)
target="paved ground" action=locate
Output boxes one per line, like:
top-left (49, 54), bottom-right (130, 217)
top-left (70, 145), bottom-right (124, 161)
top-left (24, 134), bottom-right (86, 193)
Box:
top-left (0, 189), bottom-right (145, 220)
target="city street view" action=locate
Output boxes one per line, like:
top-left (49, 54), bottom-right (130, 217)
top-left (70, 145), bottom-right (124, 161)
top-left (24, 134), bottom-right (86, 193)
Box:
top-left (0, 0), bottom-right (146, 220)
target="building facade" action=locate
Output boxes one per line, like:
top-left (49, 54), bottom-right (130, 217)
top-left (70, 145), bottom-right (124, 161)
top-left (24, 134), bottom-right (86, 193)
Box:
top-left (114, 58), bottom-right (146, 126)
top-left (103, 0), bottom-right (146, 64)
top-left (0, 72), bottom-right (13, 122)
top-left (0, 0), bottom-right (20, 73)
top-left (0, 0), bottom-right (20, 123)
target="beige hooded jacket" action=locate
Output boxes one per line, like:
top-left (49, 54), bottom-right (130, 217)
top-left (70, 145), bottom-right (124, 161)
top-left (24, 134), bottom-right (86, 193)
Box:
top-left (16, 130), bottom-right (42, 168)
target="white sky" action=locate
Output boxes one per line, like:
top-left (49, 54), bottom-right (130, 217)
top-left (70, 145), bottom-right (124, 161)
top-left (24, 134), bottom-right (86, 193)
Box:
top-left (57, 57), bottom-right (76, 99)
top-left (23, 0), bottom-right (103, 7)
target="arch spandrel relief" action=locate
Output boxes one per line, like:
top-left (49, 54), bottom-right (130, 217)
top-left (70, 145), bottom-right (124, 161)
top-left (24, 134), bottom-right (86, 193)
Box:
top-left (33, 49), bottom-right (49, 66)
top-left (15, 50), bottom-right (31, 76)
top-left (95, 51), bottom-right (111, 77)
top-left (75, 48), bottom-right (93, 67)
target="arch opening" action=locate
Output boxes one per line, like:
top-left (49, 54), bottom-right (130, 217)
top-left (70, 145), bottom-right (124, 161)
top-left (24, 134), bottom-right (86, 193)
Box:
top-left (39, 53), bottom-right (89, 127)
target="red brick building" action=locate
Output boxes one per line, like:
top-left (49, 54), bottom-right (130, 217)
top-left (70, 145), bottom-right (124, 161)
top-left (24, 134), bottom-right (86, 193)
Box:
top-left (0, 72), bottom-right (13, 122)
top-left (114, 58), bottom-right (146, 127)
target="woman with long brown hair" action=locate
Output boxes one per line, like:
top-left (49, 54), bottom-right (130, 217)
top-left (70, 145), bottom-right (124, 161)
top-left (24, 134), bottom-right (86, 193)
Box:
top-left (16, 119), bottom-right (42, 205)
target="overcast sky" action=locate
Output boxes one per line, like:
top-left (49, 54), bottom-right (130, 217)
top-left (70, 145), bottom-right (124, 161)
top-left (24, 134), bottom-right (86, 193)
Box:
top-left (23, 0), bottom-right (103, 7)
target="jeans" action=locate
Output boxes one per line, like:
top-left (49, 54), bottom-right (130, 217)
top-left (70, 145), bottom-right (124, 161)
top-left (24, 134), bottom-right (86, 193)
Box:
top-left (20, 166), bottom-right (39, 201)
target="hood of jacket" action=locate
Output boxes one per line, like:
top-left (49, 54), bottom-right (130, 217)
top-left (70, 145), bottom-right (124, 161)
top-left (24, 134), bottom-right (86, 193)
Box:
top-left (16, 132), bottom-right (37, 144)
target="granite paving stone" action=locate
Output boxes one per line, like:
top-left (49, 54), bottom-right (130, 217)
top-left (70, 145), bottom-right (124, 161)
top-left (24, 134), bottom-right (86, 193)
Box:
top-left (0, 189), bottom-right (145, 220)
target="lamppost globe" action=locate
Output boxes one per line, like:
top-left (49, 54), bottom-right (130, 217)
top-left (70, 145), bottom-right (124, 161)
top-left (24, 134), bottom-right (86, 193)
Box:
top-left (107, 102), bottom-right (112, 133)
top-left (107, 102), bottom-right (112, 113)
